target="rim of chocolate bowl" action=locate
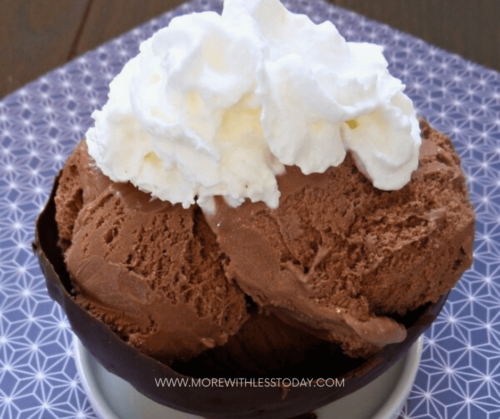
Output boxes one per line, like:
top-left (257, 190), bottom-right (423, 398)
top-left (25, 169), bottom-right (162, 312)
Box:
top-left (33, 172), bottom-right (449, 419)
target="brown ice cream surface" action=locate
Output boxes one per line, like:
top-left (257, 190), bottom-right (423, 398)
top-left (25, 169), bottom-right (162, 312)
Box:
top-left (54, 121), bottom-right (474, 365)
top-left (205, 120), bottom-right (475, 357)
top-left (55, 142), bottom-right (249, 363)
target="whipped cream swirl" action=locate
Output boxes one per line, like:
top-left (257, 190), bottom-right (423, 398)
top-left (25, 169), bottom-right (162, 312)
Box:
top-left (86, 0), bottom-right (421, 212)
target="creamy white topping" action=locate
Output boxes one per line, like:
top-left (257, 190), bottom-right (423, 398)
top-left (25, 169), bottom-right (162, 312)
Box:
top-left (86, 0), bottom-right (421, 212)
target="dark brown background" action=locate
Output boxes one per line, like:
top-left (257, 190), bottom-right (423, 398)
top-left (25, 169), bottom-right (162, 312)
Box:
top-left (1, 0), bottom-right (498, 100)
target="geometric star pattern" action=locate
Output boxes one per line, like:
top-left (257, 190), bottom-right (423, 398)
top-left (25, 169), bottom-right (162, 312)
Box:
top-left (0, 0), bottom-right (499, 417)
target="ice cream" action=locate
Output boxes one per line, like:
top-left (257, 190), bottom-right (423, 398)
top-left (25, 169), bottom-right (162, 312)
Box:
top-left (205, 120), bottom-right (474, 358)
top-left (53, 119), bottom-right (474, 365)
top-left (33, 0), bottom-right (475, 417)
top-left (52, 0), bottom-right (474, 365)
top-left (55, 141), bottom-right (249, 363)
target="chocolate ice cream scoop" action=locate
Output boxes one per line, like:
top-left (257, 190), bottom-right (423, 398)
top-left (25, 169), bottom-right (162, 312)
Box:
top-left (55, 142), bottom-right (249, 363)
top-left (205, 121), bottom-right (475, 357)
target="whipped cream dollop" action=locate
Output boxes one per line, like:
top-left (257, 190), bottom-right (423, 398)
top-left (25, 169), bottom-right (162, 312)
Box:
top-left (86, 0), bottom-right (421, 212)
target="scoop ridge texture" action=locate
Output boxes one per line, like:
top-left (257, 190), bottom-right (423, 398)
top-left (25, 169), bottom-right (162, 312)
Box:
top-left (86, 0), bottom-right (421, 212)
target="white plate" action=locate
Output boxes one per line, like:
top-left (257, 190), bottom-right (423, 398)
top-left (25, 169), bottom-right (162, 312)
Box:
top-left (74, 336), bottom-right (422, 419)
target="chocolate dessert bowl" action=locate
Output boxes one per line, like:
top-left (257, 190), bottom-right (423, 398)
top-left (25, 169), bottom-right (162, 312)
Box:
top-left (34, 183), bottom-right (447, 419)
top-left (33, 120), bottom-right (472, 418)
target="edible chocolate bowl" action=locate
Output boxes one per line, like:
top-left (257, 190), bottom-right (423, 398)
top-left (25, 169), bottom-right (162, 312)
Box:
top-left (33, 173), bottom-right (449, 419)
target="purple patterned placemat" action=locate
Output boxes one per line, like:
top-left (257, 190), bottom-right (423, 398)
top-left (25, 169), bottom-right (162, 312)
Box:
top-left (1, 0), bottom-right (499, 418)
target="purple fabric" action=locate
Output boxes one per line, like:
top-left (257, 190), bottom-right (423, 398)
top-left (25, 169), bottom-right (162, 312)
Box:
top-left (1, 0), bottom-right (499, 417)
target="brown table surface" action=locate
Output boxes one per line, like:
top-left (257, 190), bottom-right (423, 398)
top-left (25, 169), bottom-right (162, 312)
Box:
top-left (1, 0), bottom-right (499, 100)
